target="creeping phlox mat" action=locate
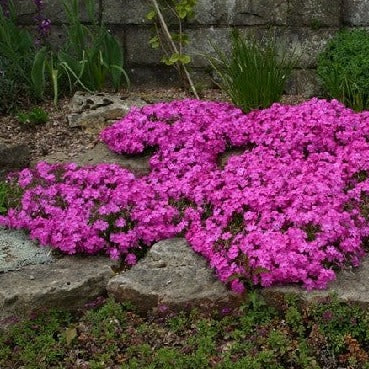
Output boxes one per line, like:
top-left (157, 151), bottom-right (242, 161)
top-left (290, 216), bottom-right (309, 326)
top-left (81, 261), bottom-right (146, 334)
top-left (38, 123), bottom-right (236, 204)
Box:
top-left (2, 98), bottom-right (369, 292)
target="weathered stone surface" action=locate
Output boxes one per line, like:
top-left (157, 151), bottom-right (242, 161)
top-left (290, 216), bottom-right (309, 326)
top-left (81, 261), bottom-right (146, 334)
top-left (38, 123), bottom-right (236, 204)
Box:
top-left (239, 27), bottom-right (337, 69)
top-left (107, 238), bottom-right (241, 314)
top-left (0, 255), bottom-right (116, 322)
top-left (343, 0), bottom-right (369, 26)
top-left (285, 69), bottom-right (322, 97)
top-left (126, 27), bottom-right (163, 65)
top-left (261, 256), bottom-right (369, 309)
top-left (102, 0), bottom-right (149, 24)
top-left (128, 66), bottom-right (184, 87)
top-left (0, 142), bottom-right (30, 179)
top-left (0, 142), bottom-right (30, 169)
top-left (288, 0), bottom-right (341, 27)
top-left (15, 0), bottom-right (100, 25)
top-left (184, 28), bottom-right (232, 68)
top-left (67, 91), bottom-right (146, 131)
top-left (227, 0), bottom-right (288, 26)
top-left (0, 228), bottom-right (54, 273)
top-left (190, 0), bottom-right (288, 25)
top-left (41, 142), bottom-right (151, 176)
top-left (185, 27), bottom-right (335, 70)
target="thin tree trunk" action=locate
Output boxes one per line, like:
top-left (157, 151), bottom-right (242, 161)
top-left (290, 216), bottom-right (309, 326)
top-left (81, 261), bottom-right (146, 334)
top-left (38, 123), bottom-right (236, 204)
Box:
top-left (150, 0), bottom-right (199, 99)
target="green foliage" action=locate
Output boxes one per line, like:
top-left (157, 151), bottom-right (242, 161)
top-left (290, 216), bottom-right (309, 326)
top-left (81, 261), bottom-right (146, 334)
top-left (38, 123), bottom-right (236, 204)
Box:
top-left (0, 180), bottom-right (23, 214)
top-left (2, 293), bottom-right (369, 368)
top-left (31, 0), bottom-right (129, 105)
top-left (0, 310), bottom-right (72, 369)
top-left (17, 107), bottom-right (48, 125)
top-left (317, 28), bottom-right (369, 111)
top-left (146, 0), bottom-right (197, 93)
top-left (0, 181), bottom-right (11, 214)
top-left (209, 30), bottom-right (296, 113)
top-left (0, 1), bottom-right (36, 113)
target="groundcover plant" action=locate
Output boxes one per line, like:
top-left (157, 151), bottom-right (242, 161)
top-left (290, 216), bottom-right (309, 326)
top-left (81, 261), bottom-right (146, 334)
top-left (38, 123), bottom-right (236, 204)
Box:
top-left (2, 98), bottom-right (369, 292)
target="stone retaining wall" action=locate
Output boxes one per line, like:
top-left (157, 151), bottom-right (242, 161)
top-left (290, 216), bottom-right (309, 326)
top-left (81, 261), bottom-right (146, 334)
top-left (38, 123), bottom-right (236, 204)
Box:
top-left (14, 0), bottom-right (369, 96)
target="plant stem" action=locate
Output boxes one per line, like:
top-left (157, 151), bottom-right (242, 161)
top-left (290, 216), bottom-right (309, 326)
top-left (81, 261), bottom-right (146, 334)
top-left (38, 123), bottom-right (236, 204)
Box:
top-left (149, 0), bottom-right (199, 99)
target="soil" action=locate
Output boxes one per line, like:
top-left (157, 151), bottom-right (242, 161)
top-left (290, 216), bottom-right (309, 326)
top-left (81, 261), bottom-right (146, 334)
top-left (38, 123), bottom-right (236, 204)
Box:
top-left (0, 88), bottom-right (306, 165)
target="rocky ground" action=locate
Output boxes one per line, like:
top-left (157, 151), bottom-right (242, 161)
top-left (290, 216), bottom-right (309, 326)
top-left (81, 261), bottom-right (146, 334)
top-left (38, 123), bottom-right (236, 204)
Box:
top-left (0, 88), bottom-right (305, 166)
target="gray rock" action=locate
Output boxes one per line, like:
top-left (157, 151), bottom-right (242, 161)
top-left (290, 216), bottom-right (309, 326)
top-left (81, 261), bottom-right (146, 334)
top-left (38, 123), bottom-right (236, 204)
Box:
top-left (0, 228), bottom-right (54, 273)
top-left (14, 0), bottom-right (100, 25)
top-left (238, 27), bottom-right (337, 69)
top-left (126, 27), bottom-right (163, 66)
top-left (0, 142), bottom-right (30, 169)
top-left (107, 238), bottom-right (241, 314)
top-left (285, 69), bottom-right (323, 97)
top-left (102, 0), bottom-right (149, 25)
top-left (0, 255), bottom-right (116, 323)
top-left (227, 0), bottom-right (288, 26)
top-left (343, 0), bottom-right (369, 26)
top-left (41, 142), bottom-right (151, 176)
top-left (0, 142), bottom-right (30, 179)
top-left (288, 0), bottom-right (341, 27)
top-left (128, 66), bottom-right (182, 88)
top-left (67, 91), bottom-right (147, 130)
top-left (261, 256), bottom-right (369, 309)
top-left (184, 28), bottom-right (232, 68)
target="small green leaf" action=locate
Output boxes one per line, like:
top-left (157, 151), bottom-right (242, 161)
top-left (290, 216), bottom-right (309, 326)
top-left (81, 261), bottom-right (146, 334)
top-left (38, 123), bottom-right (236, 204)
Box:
top-left (178, 54), bottom-right (191, 64)
top-left (146, 9), bottom-right (157, 20)
top-left (149, 36), bottom-right (160, 49)
top-left (65, 326), bottom-right (77, 345)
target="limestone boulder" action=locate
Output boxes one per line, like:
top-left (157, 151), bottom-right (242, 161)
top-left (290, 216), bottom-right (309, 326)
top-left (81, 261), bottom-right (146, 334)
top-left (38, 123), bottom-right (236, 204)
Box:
top-left (0, 142), bottom-right (30, 179)
top-left (0, 228), bottom-right (54, 273)
top-left (107, 238), bottom-right (242, 314)
top-left (67, 91), bottom-right (147, 132)
top-left (261, 256), bottom-right (369, 310)
top-left (0, 255), bottom-right (116, 323)
top-left (41, 142), bottom-right (151, 176)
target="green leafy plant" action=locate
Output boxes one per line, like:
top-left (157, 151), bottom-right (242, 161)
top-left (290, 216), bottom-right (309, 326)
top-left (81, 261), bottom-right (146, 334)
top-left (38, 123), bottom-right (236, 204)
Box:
top-left (209, 29), bottom-right (296, 113)
top-left (0, 180), bottom-right (22, 214)
top-left (2, 294), bottom-right (369, 368)
top-left (31, 0), bottom-right (129, 105)
top-left (317, 29), bottom-right (369, 111)
top-left (0, 181), bottom-right (10, 214)
top-left (147, 0), bottom-right (199, 98)
top-left (0, 1), bottom-right (36, 113)
top-left (17, 107), bottom-right (48, 125)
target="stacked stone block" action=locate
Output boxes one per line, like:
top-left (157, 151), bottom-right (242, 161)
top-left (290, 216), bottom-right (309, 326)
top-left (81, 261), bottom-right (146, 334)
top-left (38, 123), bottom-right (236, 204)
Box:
top-left (13, 0), bottom-right (369, 96)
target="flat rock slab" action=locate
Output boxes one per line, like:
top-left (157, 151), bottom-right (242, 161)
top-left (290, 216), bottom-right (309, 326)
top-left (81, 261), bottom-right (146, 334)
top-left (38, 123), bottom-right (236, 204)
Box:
top-left (40, 143), bottom-right (151, 176)
top-left (0, 228), bottom-right (54, 273)
top-left (261, 257), bottom-right (369, 308)
top-left (107, 238), bottom-right (241, 314)
top-left (0, 255), bottom-right (116, 323)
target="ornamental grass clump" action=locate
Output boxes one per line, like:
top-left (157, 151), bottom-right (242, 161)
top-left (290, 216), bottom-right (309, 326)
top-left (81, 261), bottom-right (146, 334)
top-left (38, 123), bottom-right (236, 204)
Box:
top-left (209, 30), bottom-right (296, 113)
top-left (3, 99), bottom-right (369, 292)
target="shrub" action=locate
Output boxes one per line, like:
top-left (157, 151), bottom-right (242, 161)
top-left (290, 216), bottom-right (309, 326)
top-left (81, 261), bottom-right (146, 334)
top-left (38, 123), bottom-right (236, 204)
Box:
top-left (209, 30), bottom-right (296, 113)
top-left (317, 29), bottom-right (369, 111)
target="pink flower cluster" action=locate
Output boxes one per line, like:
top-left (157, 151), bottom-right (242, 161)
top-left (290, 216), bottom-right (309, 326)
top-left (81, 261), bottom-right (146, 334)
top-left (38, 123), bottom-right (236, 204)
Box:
top-left (3, 98), bottom-right (369, 292)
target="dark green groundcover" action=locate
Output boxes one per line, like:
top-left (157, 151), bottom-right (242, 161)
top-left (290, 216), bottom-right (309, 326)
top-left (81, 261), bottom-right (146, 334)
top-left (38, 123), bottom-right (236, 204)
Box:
top-left (1, 291), bottom-right (369, 369)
